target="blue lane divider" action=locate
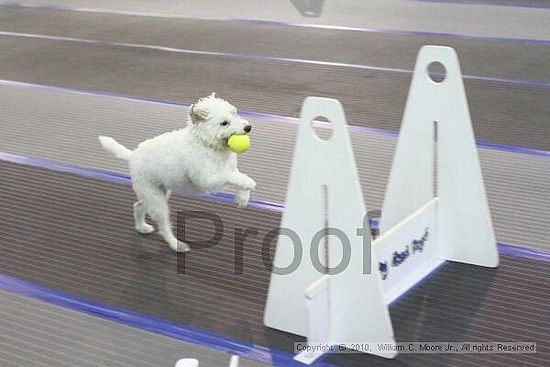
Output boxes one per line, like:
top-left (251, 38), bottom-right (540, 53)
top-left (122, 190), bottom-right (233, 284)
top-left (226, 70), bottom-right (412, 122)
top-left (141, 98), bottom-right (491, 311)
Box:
top-left (497, 243), bottom-right (550, 263)
top-left (1, 150), bottom-right (549, 264)
top-left (0, 151), bottom-right (284, 212)
top-left (0, 274), bottom-right (335, 367)
top-left (1, 1), bottom-right (549, 45)
top-left (1, 79), bottom-right (549, 159)
top-left (414, 0), bottom-right (550, 10)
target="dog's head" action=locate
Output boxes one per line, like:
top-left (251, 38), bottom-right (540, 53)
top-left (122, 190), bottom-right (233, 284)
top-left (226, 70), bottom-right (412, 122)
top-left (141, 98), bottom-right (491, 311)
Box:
top-left (188, 93), bottom-right (252, 150)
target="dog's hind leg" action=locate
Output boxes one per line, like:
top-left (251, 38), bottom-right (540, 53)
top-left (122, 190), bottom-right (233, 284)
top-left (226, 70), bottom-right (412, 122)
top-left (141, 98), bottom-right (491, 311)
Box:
top-left (134, 200), bottom-right (155, 234)
top-left (141, 185), bottom-right (190, 253)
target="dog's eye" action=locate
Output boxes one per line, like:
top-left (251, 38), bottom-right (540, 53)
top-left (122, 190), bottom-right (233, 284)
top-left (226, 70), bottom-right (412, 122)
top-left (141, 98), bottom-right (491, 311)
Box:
top-left (221, 121), bottom-right (229, 126)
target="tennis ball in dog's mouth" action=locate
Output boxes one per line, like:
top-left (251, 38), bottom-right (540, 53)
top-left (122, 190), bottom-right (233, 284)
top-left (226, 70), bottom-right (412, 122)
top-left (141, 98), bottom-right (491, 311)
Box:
top-left (228, 134), bottom-right (250, 153)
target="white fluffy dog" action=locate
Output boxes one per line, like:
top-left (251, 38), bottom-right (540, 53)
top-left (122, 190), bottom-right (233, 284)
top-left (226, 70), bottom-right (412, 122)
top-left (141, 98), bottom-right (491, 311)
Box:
top-left (99, 93), bottom-right (256, 253)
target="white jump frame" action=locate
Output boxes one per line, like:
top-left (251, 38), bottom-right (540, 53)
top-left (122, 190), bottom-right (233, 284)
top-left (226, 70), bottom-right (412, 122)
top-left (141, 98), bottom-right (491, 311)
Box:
top-left (263, 46), bottom-right (499, 363)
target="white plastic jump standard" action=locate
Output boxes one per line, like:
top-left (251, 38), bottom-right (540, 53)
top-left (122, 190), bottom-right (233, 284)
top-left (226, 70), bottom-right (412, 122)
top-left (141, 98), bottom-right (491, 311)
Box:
top-left (263, 96), bottom-right (397, 358)
top-left (381, 46), bottom-right (499, 268)
top-left (263, 46), bottom-right (499, 363)
top-left (263, 96), bottom-right (396, 360)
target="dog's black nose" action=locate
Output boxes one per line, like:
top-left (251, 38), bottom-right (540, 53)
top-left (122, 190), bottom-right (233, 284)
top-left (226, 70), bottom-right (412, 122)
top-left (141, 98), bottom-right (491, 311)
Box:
top-left (244, 125), bottom-right (252, 133)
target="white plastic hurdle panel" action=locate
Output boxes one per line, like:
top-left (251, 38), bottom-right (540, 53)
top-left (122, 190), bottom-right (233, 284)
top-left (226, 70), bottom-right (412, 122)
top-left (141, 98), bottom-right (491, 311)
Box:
top-left (263, 46), bottom-right (499, 363)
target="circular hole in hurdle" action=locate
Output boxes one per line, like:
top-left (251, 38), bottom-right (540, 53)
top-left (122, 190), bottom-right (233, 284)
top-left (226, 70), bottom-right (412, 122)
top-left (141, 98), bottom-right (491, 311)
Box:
top-left (311, 116), bottom-right (333, 141)
top-left (426, 61), bottom-right (446, 83)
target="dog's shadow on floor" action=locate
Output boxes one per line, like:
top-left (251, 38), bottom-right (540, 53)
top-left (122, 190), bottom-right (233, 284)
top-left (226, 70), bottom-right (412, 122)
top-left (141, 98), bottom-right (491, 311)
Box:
top-left (290, 0), bottom-right (325, 17)
top-left (118, 234), bottom-right (181, 317)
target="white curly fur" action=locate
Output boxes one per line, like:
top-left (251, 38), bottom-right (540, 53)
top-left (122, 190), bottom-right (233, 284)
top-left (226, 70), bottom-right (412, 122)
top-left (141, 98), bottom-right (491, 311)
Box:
top-left (99, 93), bottom-right (256, 252)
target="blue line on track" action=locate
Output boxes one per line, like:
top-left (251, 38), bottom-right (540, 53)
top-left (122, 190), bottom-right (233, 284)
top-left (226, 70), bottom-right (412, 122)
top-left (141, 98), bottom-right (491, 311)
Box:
top-left (414, 0), bottom-right (550, 10)
top-left (0, 273), bottom-right (335, 367)
top-left (1, 79), bottom-right (549, 158)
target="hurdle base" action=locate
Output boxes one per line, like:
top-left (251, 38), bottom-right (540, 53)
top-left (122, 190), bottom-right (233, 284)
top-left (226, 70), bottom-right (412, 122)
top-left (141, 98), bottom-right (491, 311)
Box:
top-left (294, 349), bottom-right (328, 365)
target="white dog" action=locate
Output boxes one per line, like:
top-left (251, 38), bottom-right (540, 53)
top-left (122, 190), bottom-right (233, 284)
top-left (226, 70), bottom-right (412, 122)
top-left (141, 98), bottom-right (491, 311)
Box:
top-left (99, 93), bottom-right (256, 252)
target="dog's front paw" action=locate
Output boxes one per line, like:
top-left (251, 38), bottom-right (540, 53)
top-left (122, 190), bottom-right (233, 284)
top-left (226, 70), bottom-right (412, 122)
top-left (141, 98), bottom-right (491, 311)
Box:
top-left (242, 176), bottom-right (256, 191)
top-left (135, 223), bottom-right (155, 234)
top-left (235, 189), bottom-right (250, 208)
top-left (170, 240), bottom-right (190, 253)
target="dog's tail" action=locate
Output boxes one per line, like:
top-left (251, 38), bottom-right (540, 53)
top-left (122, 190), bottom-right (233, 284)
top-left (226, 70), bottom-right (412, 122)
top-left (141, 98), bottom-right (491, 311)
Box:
top-left (98, 136), bottom-right (132, 161)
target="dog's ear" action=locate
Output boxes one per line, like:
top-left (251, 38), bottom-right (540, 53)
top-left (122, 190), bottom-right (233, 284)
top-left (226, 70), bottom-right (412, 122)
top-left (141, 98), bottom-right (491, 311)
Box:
top-left (189, 104), bottom-right (208, 123)
top-left (210, 92), bottom-right (218, 98)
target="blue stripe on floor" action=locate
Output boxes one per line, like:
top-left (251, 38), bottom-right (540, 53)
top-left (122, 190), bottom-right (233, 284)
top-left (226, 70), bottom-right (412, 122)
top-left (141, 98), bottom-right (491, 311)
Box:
top-left (414, 0), bottom-right (550, 10)
top-left (1, 79), bottom-right (549, 158)
top-left (0, 151), bottom-right (284, 212)
top-left (0, 273), bottom-right (334, 367)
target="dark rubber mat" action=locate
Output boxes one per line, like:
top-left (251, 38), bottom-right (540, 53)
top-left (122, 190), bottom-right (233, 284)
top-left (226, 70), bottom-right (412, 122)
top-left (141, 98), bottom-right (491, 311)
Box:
top-left (0, 7), bottom-right (549, 149)
top-left (0, 161), bottom-right (549, 366)
top-left (1, 7), bottom-right (549, 82)
top-left (0, 36), bottom-right (548, 150)
top-left (420, 0), bottom-right (550, 9)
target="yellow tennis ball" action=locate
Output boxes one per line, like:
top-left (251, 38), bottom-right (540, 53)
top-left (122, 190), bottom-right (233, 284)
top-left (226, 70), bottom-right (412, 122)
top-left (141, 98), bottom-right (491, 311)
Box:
top-left (228, 134), bottom-right (250, 153)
